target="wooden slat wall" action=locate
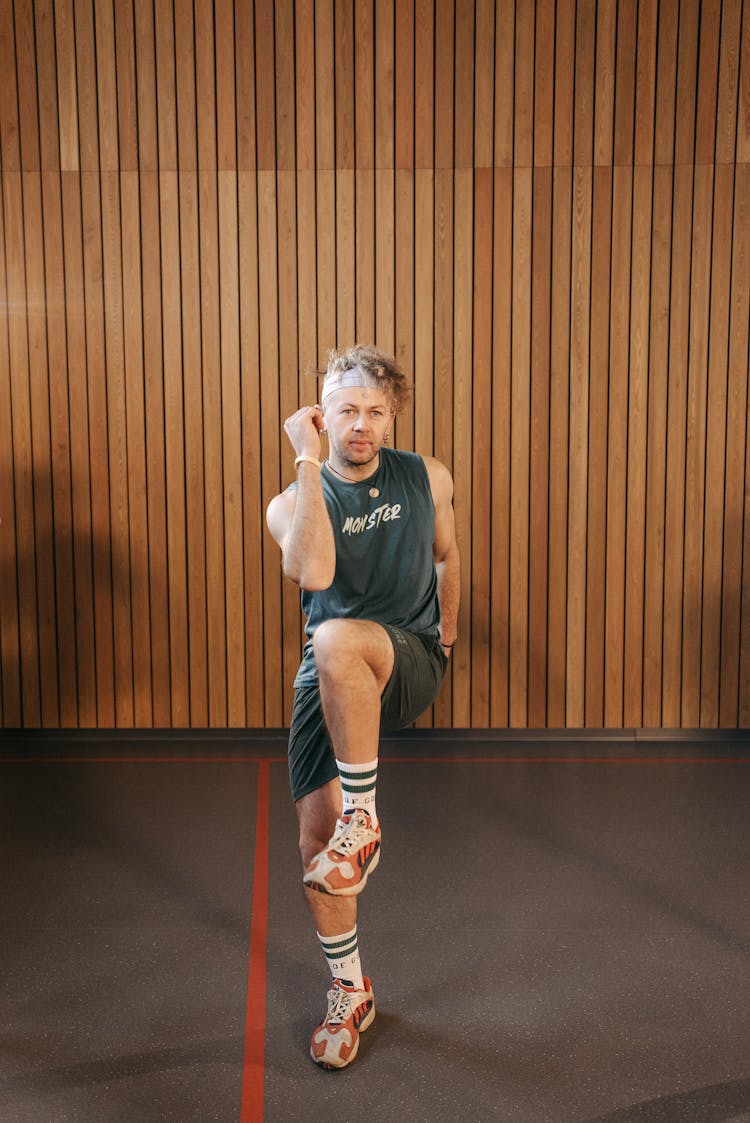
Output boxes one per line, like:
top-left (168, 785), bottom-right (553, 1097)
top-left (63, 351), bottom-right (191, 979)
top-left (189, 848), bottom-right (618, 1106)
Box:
top-left (1, 0), bottom-right (749, 729)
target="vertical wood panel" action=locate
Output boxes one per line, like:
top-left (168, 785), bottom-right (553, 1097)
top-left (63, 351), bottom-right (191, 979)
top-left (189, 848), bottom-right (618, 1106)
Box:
top-left (547, 166), bottom-right (571, 726)
top-left (24, 172), bottom-right (58, 724)
top-left (81, 171), bottom-right (115, 724)
top-left (238, 171), bottom-right (264, 725)
top-left (375, 169), bottom-right (395, 349)
top-left (159, 170), bottom-right (189, 724)
top-left (278, 168), bottom-right (301, 718)
top-left (394, 0), bottom-right (413, 169)
top-left (643, 164), bottom-right (672, 727)
top-left (275, 12), bottom-right (297, 435)
top-left (694, 0), bottom-right (722, 166)
top-left (215, 0), bottom-right (236, 169)
top-left (375, 0), bottom-right (394, 170)
top-left (0, 174), bottom-right (23, 725)
top-left (471, 167), bottom-right (493, 724)
top-left (0, 6), bottom-right (21, 170)
top-left (258, 169), bottom-right (282, 725)
top-left (682, 165), bottom-right (713, 726)
top-left (434, 0), bottom-right (453, 170)
top-left (115, 0), bottom-right (138, 171)
top-left (534, 0), bottom-right (555, 167)
top-left (199, 164), bottom-right (228, 724)
top-left (2, 194), bottom-right (31, 733)
top-left (721, 164), bottom-right (749, 724)
top-left (662, 163), bottom-right (693, 726)
top-left (654, 0), bottom-right (678, 166)
top-left (701, 162), bottom-right (734, 724)
top-left (495, 0), bottom-right (515, 167)
top-left (95, 0), bottom-right (120, 170)
top-left (394, 169), bottom-right (414, 450)
top-left (141, 170), bottom-right (171, 726)
top-left (452, 167), bottom-right (472, 725)
top-left (675, 0), bottom-right (700, 166)
top-left (510, 167), bottom-right (532, 726)
top-left (491, 167), bottom-right (513, 726)
top-left (14, 0), bottom-right (40, 170)
top-left (121, 173), bottom-right (152, 726)
top-left (454, 0), bottom-right (474, 169)
top-left (413, 169), bottom-right (434, 453)
top-left (585, 166), bottom-right (612, 727)
top-left (2, 0), bottom-right (749, 731)
top-left (355, 0), bottom-right (374, 170)
top-left (623, 164), bottom-right (652, 725)
top-left (75, 0), bottom-right (99, 171)
top-left (135, 0), bottom-right (158, 171)
top-left (61, 172), bottom-right (96, 724)
top-left (738, 0), bottom-right (750, 163)
top-left (218, 171), bottom-right (245, 725)
top-left (180, 171), bottom-right (208, 723)
top-left (35, 0), bottom-right (60, 170)
top-left (42, 171), bottom-right (77, 725)
top-left (573, 0), bottom-right (595, 167)
top-left (715, 0), bottom-right (742, 165)
top-left (528, 166), bottom-right (552, 726)
top-left (604, 166), bottom-right (632, 726)
top-left (634, 0), bottom-right (658, 166)
top-left (566, 166), bottom-right (592, 726)
top-left (235, 0), bottom-right (256, 170)
top-left (414, 0), bottom-right (433, 169)
top-left (101, 170), bottom-right (134, 725)
top-left (412, 166), bottom-right (434, 729)
top-left (594, 0), bottom-right (616, 166)
top-left (432, 165), bottom-right (453, 724)
top-left (614, 0), bottom-right (637, 166)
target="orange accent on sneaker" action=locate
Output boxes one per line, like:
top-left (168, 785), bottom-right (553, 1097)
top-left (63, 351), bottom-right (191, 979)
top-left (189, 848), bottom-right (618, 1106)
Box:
top-left (303, 810), bottom-right (381, 897)
top-left (310, 977), bottom-right (376, 1070)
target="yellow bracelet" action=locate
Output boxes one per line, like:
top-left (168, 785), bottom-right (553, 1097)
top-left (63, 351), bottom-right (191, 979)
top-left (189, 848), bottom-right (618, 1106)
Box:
top-left (294, 454), bottom-right (322, 470)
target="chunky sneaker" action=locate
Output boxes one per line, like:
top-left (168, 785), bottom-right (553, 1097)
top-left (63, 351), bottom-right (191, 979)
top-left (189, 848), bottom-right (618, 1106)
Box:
top-left (303, 810), bottom-right (381, 896)
top-left (310, 976), bottom-right (376, 1069)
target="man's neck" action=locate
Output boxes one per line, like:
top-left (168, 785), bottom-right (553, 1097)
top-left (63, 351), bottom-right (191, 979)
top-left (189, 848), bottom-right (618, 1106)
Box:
top-left (326, 451), bottom-right (381, 483)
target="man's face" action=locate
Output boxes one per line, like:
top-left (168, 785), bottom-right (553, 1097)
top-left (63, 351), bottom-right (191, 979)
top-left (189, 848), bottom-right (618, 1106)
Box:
top-left (322, 385), bottom-right (394, 468)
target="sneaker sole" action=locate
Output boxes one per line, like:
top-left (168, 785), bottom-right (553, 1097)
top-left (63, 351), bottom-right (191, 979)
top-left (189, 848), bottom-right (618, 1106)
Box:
top-left (303, 846), bottom-right (380, 897)
top-left (309, 1000), bottom-right (376, 1070)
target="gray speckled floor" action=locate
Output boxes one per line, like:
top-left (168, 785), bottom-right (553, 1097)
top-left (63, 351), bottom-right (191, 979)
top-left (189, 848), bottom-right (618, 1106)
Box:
top-left (1, 733), bottom-right (749, 1123)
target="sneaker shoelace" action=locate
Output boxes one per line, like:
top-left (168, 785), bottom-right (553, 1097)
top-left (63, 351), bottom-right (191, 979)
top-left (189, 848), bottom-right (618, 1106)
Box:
top-left (324, 985), bottom-right (354, 1027)
top-left (330, 811), bottom-right (377, 855)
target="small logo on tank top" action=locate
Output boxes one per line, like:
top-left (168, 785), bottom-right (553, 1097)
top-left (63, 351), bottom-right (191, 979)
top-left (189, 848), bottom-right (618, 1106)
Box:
top-left (342, 502), bottom-right (402, 535)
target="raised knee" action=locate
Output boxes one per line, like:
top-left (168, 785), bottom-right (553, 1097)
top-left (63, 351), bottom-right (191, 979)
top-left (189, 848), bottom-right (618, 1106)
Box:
top-left (312, 618), bottom-right (354, 665)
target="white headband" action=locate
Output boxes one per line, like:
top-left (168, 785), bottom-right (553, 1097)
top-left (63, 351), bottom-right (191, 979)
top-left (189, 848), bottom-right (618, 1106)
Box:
top-left (321, 366), bottom-right (382, 403)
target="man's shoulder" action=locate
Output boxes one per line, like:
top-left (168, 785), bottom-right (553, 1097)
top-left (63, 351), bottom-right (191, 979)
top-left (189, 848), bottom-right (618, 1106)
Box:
top-left (385, 447), bottom-right (426, 473)
top-left (385, 448), bottom-right (453, 491)
top-left (265, 485), bottom-right (297, 543)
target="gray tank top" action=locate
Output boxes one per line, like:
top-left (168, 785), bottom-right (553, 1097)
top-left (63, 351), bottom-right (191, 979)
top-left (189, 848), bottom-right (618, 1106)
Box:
top-left (293, 448), bottom-right (439, 687)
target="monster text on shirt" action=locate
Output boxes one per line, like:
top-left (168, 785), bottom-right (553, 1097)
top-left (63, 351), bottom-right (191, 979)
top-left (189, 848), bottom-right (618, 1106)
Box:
top-left (342, 502), bottom-right (402, 535)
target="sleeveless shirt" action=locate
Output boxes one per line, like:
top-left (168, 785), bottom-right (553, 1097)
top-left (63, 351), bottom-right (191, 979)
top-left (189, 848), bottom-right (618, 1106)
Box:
top-left (293, 447), bottom-right (439, 687)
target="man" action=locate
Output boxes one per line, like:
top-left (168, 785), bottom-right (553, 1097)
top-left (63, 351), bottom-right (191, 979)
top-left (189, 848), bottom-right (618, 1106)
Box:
top-left (266, 345), bottom-right (460, 1070)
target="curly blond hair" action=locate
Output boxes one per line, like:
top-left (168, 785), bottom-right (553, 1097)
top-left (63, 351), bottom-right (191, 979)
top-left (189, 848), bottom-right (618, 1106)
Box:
top-left (318, 345), bottom-right (412, 413)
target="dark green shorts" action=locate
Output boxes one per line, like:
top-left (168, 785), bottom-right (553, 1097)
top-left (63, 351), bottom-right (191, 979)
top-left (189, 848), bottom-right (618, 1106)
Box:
top-left (288, 625), bottom-right (448, 802)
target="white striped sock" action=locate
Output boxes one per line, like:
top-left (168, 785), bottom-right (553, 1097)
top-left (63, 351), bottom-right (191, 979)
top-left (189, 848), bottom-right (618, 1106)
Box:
top-left (336, 757), bottom-right (378, 827)
top-left (317, 925), bottom-right (364, 989)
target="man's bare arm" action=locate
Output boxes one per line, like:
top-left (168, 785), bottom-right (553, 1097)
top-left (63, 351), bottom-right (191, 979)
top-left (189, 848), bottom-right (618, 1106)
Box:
top-left (265, 405), bottom-right (336, 591)
top-left (424, 457), bottom-right (461, 651)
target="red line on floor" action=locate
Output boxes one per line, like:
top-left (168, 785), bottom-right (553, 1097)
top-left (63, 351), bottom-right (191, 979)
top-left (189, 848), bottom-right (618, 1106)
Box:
top-left (240, 759), bottom-right (271, 1123)
top-left (380, 756), bottom-right (750, 764)
top-left (0, 757), bottom-right (289, 764)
